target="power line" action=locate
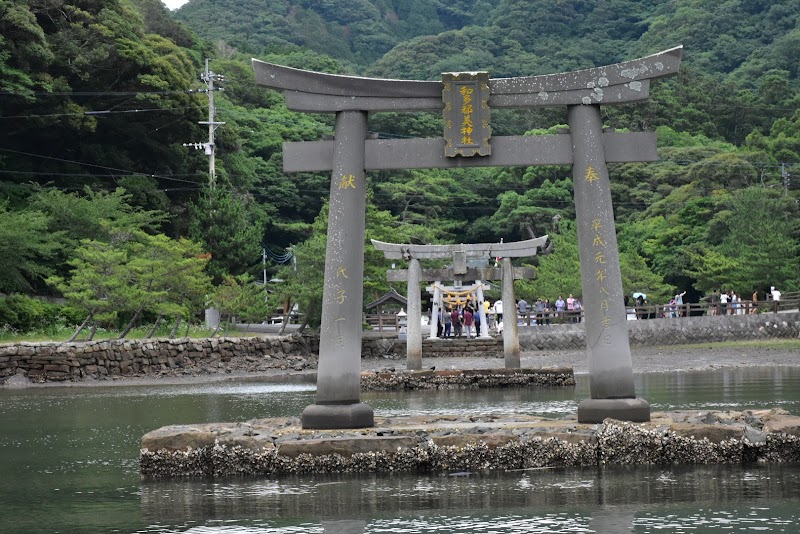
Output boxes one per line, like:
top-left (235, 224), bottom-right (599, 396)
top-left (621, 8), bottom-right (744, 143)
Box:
top-left (261, 243), bottom-right (294, 263)
top-left (0, 169), bottom-right (203, 179)
top-left (4, 88), bottom-right (798, 113)
top-left (0, 106), bottom-right (197, 120)
top-left (0, 90), bottom-right (196, 96)
top-left (84, 107), bottom-right (193, 116)
top-left (5, 160), bottom-right (792, 192)
top-left (0, 147), bottom-right (201, 186)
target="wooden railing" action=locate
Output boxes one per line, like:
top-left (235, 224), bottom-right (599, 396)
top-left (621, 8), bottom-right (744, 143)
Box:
top-left (363, 295), bottom-right (799, 331)
top-left (364, 314), bottom-right (403, 331)
top-left (514, 295), bottom-right (800, 325)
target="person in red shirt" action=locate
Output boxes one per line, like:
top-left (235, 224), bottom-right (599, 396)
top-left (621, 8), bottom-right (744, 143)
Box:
top-left (451, 307), bottom-right (462, 338)
top-left (463, 308), bottom-right (474, 339)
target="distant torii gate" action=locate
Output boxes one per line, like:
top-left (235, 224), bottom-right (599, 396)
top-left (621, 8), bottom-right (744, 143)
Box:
top-left (253, 46), bottom-right (682, 429)
top-left (372, 237), bottom-right (547, 370)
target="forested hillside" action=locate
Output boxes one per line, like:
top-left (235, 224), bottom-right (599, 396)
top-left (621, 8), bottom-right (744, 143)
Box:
top-left (1, 0), bottom-right (798, 334)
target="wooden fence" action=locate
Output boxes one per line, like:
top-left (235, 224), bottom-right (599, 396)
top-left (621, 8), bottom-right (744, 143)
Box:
top-left (516, 293), bottom-right (800, 326)
top-left (359, 293), bottom-right (800, 331)
top-left (364, 313), bottom-right (403, 332)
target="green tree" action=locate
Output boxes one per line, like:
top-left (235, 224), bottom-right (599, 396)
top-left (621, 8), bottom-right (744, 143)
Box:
top-left (0, 202), bottom-right (60, 292)
top-left (746, 109), bottom-right (800, 169)
top-left (48, 231), bottom-right (212, 340)
top-left (275, 223), bottom-right (326, 331)
top-left (620, 183), bottom-right (724, 289)
top-left (29, 187), bottom-right (165, 245)
top-left (48, 240), bottom-right (130, 340)
top-left (490, 178), bottom-right (573, 241)
top-left (619, 250), bottom-right (673, 305)
top-left (689, 187), bottom-right (800, 294)
top-left (116, 232), bottom-right (212, 338)
top-left (684, 245), bottom-right (742, 295)
top-left (188, 185), bottom-right (266, 282)
top-left (520, 220), bottom-right (672, 304)
top-left (0, 0), bottom-right (53, 98)
top-left (277, 195), bottom-right (436, 330)
top-left (517, 221), bottom-right (582, 302)
top-left (26, 187), bottom-right (166, 288)
top-left (212, 274), bottom-right (270, 335)
top-left (1, 0), bottom-right (205, 198)
top-left (0, 294), bottom-right (55, 333)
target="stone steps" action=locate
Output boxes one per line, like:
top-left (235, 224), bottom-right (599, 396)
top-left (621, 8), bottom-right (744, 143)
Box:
top-left (421, 337), bottom-right (503, 358)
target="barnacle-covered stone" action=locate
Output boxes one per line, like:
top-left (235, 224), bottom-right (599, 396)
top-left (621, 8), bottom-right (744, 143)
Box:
top-left (139, 409), bottom-right (800, 479)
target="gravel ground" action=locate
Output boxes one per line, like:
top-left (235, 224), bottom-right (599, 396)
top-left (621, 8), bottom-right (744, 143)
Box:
top-left (540, 345), bottom-right (800, 373)
top-left (363, 345), bottom-right (800, 374)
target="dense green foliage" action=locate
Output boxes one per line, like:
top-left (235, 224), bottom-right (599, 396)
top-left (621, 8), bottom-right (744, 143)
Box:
top-left (1, 0), bottom-right (798, 332)
top-left (0, 294), bottom-right (83, 334)
top-left (212, 273), bottom-right (270, 333)
top-left (47, 228), bottom-right (212, 338)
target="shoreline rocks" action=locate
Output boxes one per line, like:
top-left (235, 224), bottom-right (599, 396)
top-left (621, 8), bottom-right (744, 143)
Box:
top-left (360, 367), bottom-right (575, 390)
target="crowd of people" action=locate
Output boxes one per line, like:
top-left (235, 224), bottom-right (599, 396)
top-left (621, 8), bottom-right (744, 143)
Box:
top-left (438, 299), bottom-right (482, 339)
top-left (707, 286), bottom-right (782, 315)
top-left (504, 294), bottom-right (585, 326)
top-left (434, 286), bottom-right (786, 338)
top-left (436, 294), bottom-right (585, 338)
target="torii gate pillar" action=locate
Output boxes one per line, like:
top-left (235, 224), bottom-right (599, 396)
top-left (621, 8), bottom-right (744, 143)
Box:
top-left (501, 257), bottom-right (520, 368)
top-left (569, 104), bottom-right (649, 423)
top-left (406, 258), bottom-right (423, 370)
top-left (300, 111), bottom-right (374, 430)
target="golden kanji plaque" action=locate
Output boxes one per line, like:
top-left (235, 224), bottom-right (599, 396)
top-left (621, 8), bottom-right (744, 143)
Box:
top-left (442, 72), bottom-right (491, 157)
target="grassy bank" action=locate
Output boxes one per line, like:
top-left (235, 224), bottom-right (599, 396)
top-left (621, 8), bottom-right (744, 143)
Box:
top-left (0, 323), bottom-right (262, 344)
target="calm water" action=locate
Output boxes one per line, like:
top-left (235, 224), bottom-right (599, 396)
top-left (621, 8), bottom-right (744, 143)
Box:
top-left (1, 367), bottom-right (800, 533)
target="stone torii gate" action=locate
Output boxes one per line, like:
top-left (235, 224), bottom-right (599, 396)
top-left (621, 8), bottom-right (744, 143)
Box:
top-left (253, 46), bottom-right (682, 428)
top-left (371, 237), bottom-right (546, 370)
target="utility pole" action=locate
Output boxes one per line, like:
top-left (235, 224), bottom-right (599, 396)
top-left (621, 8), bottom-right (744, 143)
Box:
top-left (262, 244), bottom-right (269, 304)
top-left (782, 163), bottom-right (790, 197)
top-left (184, 58), bottom-right (226, 189)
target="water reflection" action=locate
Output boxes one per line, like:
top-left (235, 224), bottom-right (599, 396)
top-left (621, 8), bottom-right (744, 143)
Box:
top-left (139, 465), bottom-right (800, 533)
top-left (363, 366), bottom-right (800, 418)
top-left (140, 465), bottom-right (800, 520)
top-left (637, 367), bottom-right (800, 413)
top-left (2, 367), bottom-right (800, 533)
top-left (365, 386), bottom-right (579, 419)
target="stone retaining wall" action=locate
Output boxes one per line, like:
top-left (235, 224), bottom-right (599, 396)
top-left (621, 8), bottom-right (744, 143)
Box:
top-left (2, 313), bottom-right (798, 383)
top-left (0, 336), bottom-right (319, 383)
top-left (519, 312), bottom-right (800, 351)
